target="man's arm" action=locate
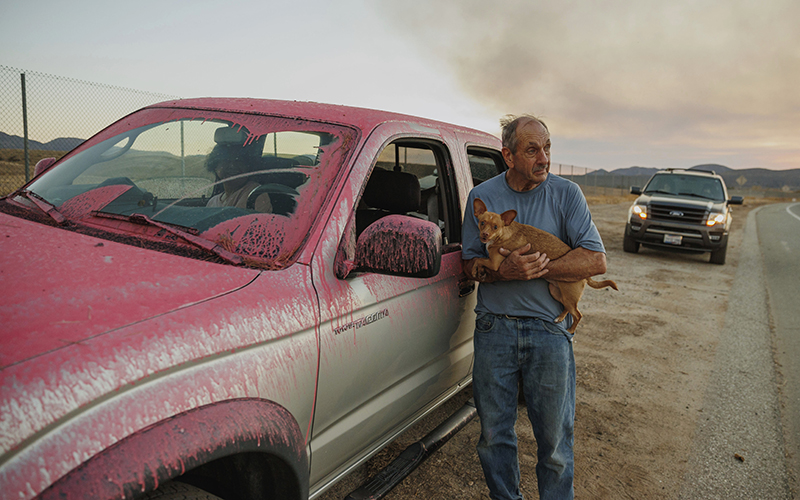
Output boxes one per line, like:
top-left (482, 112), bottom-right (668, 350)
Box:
top-left (541, 247), bottom-right (606, 282)
top-left (462, 244), bottom-right (550, 283)
top-left (462, 244), bottom-right (606, 283)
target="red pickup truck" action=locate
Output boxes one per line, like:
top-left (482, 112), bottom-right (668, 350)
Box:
top-left (0, 98), bottom-right (506, 499)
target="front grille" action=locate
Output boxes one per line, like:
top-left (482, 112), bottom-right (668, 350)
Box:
top-left (649, 202), bottom-right (707, 224)
top-left (647, 225), bottom-right (703, 237)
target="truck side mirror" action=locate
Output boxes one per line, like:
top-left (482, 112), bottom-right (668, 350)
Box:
top-left (728, 196), bottom-right (743, 205)
top-left (355, 215), bottom-right (442, 278)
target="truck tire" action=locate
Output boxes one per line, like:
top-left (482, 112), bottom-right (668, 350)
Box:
top-left (139, 481), bottom-right (222, 500)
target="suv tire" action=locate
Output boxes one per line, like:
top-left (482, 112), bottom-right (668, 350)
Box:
top-left (709, 242), bottom-right (728, 265)
top-left (623, 232), bottom-right (640, 253)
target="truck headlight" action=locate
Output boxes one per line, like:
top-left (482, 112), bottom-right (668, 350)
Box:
top-left (706, 212), bottom-right (725, 226)
top-left (631, 204), bottom-right (647, 220)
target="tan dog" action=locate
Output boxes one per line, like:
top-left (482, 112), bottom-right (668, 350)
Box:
top-left (472, 198), bottom-right (617, 333)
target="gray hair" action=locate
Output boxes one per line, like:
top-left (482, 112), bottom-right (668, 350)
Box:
top-left (500, 114), bottom-right (549, 153)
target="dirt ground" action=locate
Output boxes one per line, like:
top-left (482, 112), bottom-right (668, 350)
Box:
top-left (318, 195), bottom-right (776, 500)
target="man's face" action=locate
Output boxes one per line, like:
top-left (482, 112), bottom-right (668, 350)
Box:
top-left (215, 158), bottom-right (248, 180)
top-left (503, 120), bottom-right (551, 191)
top-left (215, 158), bottom-right (252, 191)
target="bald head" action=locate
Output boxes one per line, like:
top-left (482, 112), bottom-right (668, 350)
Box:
top-left (500, 114), bottom-right (549, 154)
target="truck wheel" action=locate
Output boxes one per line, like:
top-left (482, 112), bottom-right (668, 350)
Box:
top-left (709, 243), bottom-right (727, 265)
top-left (139, 482), bottom-right (223, 500)
top-left (623, 233), bottom-right (639, 253)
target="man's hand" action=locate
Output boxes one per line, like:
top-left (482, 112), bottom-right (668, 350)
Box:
top-left (463, 245), bottom-right (606, 283)
top-left (497, 243), bottom-right (550, 281)
top-left (462, 244), bottom-right (550, 283)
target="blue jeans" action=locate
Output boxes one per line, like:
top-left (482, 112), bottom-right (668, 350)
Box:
top-left (473, 312), bottom-right (575, 500)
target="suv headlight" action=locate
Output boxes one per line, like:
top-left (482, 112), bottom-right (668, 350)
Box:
top-left (706, 212), bottom-right (725, 226)
top-left (631, 204), bottom-right (647, 220)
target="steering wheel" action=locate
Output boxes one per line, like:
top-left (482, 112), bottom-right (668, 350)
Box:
top-left (247, 184), bottom-right (299, 215)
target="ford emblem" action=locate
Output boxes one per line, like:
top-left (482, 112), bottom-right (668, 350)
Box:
top-left (669, 211), bottom-right (684, 217)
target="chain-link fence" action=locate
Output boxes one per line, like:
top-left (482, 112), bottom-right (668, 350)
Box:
top-left (0, 65), bottom-right (644, 199)
top-left (1, 65), bottom-right (793, 200)
top-left (0, 65), bottom-right (179, 195)
top-left (552, 163), bottom-right (652, 198)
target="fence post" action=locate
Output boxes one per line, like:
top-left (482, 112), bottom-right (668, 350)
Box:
top-left (21, 72), bottom-right (30, 182)
top-left (180, 121), bottom-right (186, 176)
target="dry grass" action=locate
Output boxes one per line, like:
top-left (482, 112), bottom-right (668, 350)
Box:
top-left (0, 148), bottom-right (69, 166)
top-left (0, 149), bottom-right (70, 195)
top-left (585, 194), bottom-right (636, 205)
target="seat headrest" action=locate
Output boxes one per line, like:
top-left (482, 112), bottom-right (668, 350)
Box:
top-left (363, 168), bottom-right (421, 213)
top-left (215, 127), bottom-right (250, 144)
top-left (214, 126), bottom-right (266, 151)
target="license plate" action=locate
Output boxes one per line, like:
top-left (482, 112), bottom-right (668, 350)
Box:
top-left (664, 234), bottom-right (682, 245)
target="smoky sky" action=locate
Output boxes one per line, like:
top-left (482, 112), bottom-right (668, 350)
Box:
top-left (375, 0), bottom-right (800, 169)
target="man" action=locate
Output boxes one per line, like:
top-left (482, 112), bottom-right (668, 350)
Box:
top-left (462, 115), bottom-right (607, 500)
top-left (205, 144), bottom-right (272, 212)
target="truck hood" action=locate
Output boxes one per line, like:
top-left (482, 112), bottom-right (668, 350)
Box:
top-left (0, 212), bottom-right (261, 368)
top-left (641, 194), bottom-right (720, 210)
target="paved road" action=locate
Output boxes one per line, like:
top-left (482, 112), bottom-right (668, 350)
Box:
top-left (758, 202), bottom-right (800, 495)
top-left (678, 205), bottom-right (793, 499)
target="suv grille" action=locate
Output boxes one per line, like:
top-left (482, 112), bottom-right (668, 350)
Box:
top-left (649, 202), bottom-right (707, 224)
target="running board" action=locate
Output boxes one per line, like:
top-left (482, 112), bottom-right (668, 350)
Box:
top-left (344, 398), bottom-right (477, 500)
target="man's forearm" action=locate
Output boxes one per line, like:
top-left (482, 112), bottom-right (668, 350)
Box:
top-left (463, 248), bottom-right (606, 284)
top-left (463, 246), bottom-right (550, 283)
top-left (544, 247), bottom-right (607, 282)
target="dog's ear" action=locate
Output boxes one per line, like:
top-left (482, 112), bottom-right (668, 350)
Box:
top-left (500, 210), bottom-right (517, 226)
top-left (473, 198), bottom-right (487, 217)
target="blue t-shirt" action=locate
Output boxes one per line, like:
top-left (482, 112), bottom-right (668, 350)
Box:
top-left (462, 172), bottom-right (606, 326)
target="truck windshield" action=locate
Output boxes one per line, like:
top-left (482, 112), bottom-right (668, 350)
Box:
top-left (21, 107), bottom-right (358, 267)
top-left (644, 174), bottom-right (725, 201)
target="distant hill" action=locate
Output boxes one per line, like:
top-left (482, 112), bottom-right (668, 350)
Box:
top-left (585, 163), bottom-right (800, 191)
top-left (689, 163), bottom-right (732, 173)
top-left (594, 166), bottom-right (660, 177)
top-left (0, 132), bottom-right (84, 151)
top-left (2, 131), bottom-right (798, 190)
top-left (586, 163), bottom-right (800, 191)
top-left (714, 168), bottom-right (800, 191)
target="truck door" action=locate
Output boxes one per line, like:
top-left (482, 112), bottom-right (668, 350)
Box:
top-left (308, 132), bottom-right (476, 488)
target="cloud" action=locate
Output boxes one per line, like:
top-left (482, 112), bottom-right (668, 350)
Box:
top-left (375, 0), bottom-right (800, 169)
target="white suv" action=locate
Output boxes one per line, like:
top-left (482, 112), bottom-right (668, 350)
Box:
top-left (624, 168), bottom-right (743, 264)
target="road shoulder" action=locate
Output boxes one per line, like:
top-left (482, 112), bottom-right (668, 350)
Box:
top-left (678, 206), bottom-right (790, 499)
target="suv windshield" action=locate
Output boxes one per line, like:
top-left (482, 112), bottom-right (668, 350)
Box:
top-left (643, 173), bottom-right (725, 201)
top-left (15, 107), bottom-right (357, 267)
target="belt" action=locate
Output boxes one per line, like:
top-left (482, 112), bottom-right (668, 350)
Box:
top-left (501, 314), bottom-right (539, 321)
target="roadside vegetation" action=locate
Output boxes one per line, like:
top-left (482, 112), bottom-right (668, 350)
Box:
top-left (0, 149), bottom-right (69, 195)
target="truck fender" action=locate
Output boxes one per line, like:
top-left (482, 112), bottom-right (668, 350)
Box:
top-left (38, 398), bottom-right (308, 500)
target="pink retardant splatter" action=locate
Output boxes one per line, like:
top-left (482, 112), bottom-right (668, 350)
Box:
top-left (59, 185), bottom-right (133, 219)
